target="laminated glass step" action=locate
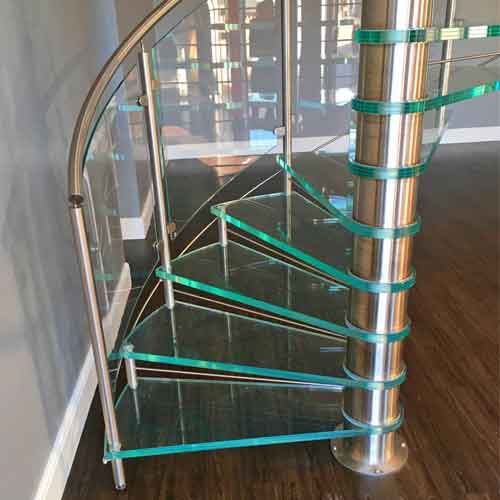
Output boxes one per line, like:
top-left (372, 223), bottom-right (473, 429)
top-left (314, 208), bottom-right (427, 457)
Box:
top-left (211, 192), bottom-right (415, 295)
top-left (353, 65), bottom-right (500, 114)
top-left (278, 109), bottom-right (449, 226)
top-left (212, 192), bottom-right (354, 283)
top-left (157, 241), bottom-right (353, 337)
top-left (105, 377), bottom-right (372, 460)
top-left (157, 242), bottom-right (410, 343)
top-left (113, 301), bottom-right (350, 386)
top-left (354, 23), bottom-right (500, 44)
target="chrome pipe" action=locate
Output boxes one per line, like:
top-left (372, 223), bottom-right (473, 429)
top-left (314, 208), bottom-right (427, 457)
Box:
top-left (112, 460), bottom-right (126, 491)
top-left (70, 206), bottom-right (125, 489)
top-left (218, 215), bottom-right (228, 247)
top-left (333, 0), bottom-right (433, 475)
top-left (438, 0), bottom-right (456, 129)
top-left (138, 49), bottom-right (175, 309)
top-left (124, 345), bottom-right (139, 390)
top-left (282, 0), bottom-right (293, 196)
top-left (429, 50), bottom-right (500, 66)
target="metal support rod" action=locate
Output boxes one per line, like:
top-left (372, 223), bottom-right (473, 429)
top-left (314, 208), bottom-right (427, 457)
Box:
top-left (138, 49), bottom-right (175, 309)
top-left (218, 215), bottom-right (228, 247)
top-left (438, 0), bottom-right (457, 130)
top-left (333, 0), bottom-right (433, 475)
top-left (282, 0), bottom-right (293, 196)
top-left (70, 206), bottom-right (126, 490)
top-left (429, 50), bottom-right (500, 66)
top-left (124, 345), bottom-right (139, 390)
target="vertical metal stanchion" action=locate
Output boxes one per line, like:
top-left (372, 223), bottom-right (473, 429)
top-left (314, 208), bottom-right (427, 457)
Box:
top-left (70, 206), bottom-right (126, 490)
top-left (332, 0), bottom-right (433, 474)
top-left (138, 48), bottom-right (175, 310)
top-left (438, 0), bottom-right (457, 130)
top-left (282, 0), bottom-right (293, 196)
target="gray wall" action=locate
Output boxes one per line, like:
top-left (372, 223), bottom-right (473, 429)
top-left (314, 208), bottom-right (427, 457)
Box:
top-left (0, 1), bottom-right (120, 499)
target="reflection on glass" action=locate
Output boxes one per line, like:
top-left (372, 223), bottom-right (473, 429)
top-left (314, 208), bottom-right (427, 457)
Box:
top-left (82, 66), bottom-right (159, 366)
top-left (150, 0), bottom-right (283, 230)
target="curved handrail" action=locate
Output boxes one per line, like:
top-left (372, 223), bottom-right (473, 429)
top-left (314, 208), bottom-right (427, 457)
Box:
top-left (67, 0), bottom-right (182, 207)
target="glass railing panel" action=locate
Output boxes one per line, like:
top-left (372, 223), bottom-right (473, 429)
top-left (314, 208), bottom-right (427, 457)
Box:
top-left (82, 65), bottom-right (159, 366)
top-left (150, 0), bottom-right (283, 231)
top-left (114, 301), bottom-right (346, 385)
top-left (106, 378), bottom-right (349, 459)
top-left (294, 2), bottom-right (361, 148)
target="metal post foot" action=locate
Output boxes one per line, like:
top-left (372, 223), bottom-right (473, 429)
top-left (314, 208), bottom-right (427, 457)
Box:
top-left (331, 431), bottom-right (408, 477)
top-left (112, 459), bottom-right (126, 490)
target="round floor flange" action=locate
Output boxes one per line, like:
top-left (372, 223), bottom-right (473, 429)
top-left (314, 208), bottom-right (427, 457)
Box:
top-left (331, 425), bottom-right (408, 477)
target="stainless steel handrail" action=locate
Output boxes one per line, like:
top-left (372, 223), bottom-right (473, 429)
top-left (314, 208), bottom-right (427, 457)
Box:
top-left (67, 0), bottom-right (182, 206)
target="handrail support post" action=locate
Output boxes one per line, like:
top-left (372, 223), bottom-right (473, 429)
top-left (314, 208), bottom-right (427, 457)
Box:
top-left (138, 48), bottom-right (175, 310)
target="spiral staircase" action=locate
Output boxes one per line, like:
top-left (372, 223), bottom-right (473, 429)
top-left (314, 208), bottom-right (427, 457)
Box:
top-left (68, 0), bottom-right (500, 489)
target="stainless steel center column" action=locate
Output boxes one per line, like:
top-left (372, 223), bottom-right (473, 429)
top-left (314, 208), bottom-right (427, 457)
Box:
top-left (333, 0), bottom-right (433, 475)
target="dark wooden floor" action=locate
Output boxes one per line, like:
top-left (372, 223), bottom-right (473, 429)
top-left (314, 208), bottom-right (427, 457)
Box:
top-left (63, 142), bottom-right (499, 500)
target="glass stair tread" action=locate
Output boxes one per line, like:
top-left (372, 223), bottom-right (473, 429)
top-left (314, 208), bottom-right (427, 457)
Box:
top-left (115, 301), bottom-right (346, 386)
top-left (157, 240), bottom-right (349, 336)
top-left (107, 377), bottom-right (350, 460)
top-left (354, 64), bottom-right (500, 114)
top-left (428, 64), bottom-right (500, 97)
top-left (281, 108), bottom-right (450, 221)
top-left (212, 192), bottom-right (355, 285)
top-left (354, 22), bottom-right (500, 44)
top-left (289, 153), bottom-right (354, 216)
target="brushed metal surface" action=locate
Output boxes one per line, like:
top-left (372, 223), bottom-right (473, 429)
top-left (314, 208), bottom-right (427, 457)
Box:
top-left (340, 0), bottom-right (434, 474)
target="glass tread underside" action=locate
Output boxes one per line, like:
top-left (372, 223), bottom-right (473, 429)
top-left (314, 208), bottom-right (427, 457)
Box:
top-left (162, 241), bottom-right (349, 335)
top-left (115, 301), bottom-right (346, 385)
top-left (107, 377), bottom-right (349, 459)
top-left (215, 192), bottom-right (355, 284)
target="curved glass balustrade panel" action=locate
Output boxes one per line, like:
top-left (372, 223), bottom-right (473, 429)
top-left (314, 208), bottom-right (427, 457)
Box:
top-left (150, 0), bottom-right (283, 231)
top-left (82, 65), bottom-right (160, 363)
top-left (293, 1), bottom-right (361, 148)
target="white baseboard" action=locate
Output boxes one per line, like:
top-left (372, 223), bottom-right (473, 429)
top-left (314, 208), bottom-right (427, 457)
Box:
top-left (120, 186), bottom-right (154, 240)
top-left (442, 126), bottom-right (500, 144)
top-left (33, 347), bottom-right (97, 500)
top-left (34, 263), bottom-right (131, 500)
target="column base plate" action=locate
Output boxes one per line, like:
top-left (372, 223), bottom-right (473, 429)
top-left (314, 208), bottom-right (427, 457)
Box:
top-left (331, 425), bottom-right (408, 476)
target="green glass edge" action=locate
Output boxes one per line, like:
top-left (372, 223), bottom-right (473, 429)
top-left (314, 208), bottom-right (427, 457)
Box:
top-left (276, 156), bottom-right (421, 240)
top-left (104, 380), bottom-right (403, 460)
top-left (156, 265), bottom-right (410, 343)
top-left (352, 80), bottom-right (500, 115)
top-left (117, 351), bottom-right (405, 390)
top-left (109, 299), bottom-right (399, 390)
top-left (354, 24), bottom-right (500, 44)
top-left (106, 428), bottom-right (368, 460)
top-left (348, 159), bottom-right (428, 179)
top-left (341, 404), bottom-right (404, 431)
top-left (211, 201), bottom-right (415, 294)
top-left (120, 299), bottom-right (340, 347)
